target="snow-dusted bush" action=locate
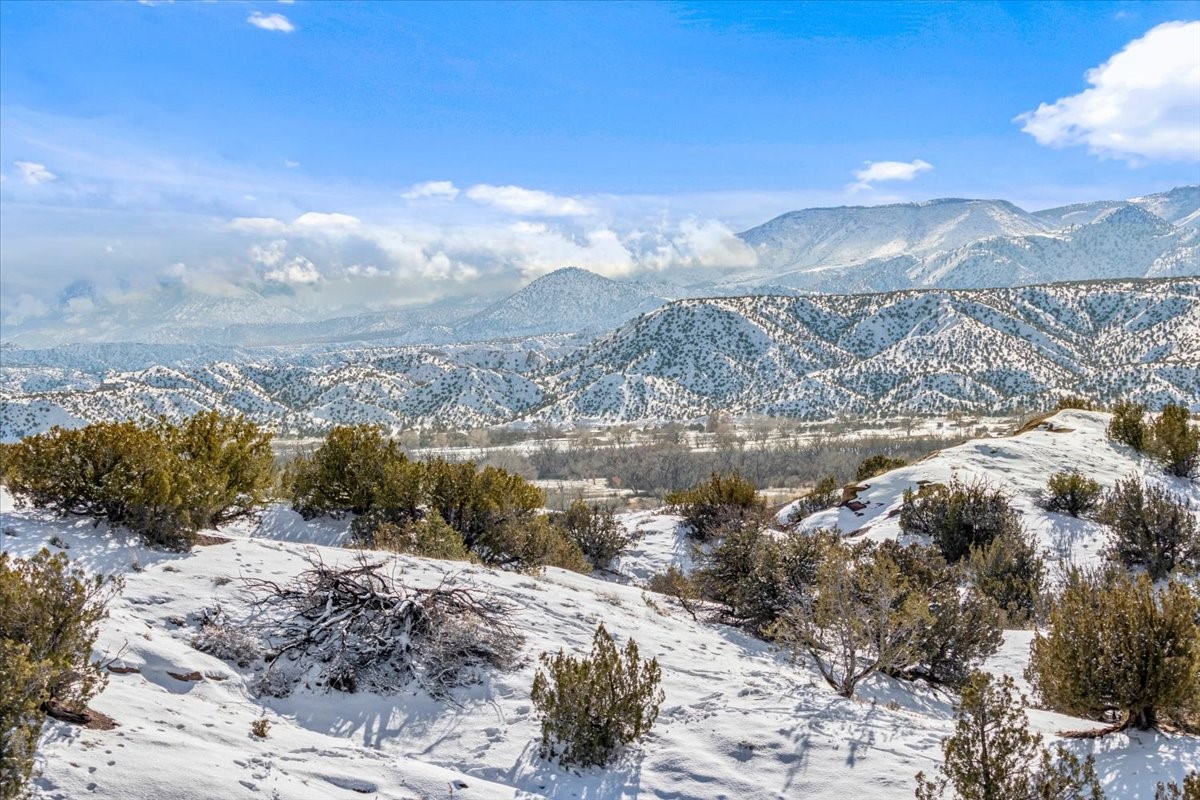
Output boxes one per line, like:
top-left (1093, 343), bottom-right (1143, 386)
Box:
top-left (5, 413), bottom-right (274, 549)
top-left (698, 525), bottom-right (833, 635)
top-left (967, 531), bottom-right (1047, 626)
top-left (1, 549), bottom-right (121, 799)
top-left (915, 671), bottom-right (1105, 800)
top-left (877, 542), bottom-right (1003, 689)
top-left (772, 539), bottom-right (929, 698)
top-left (788, 474), bottom-right (841, 522)
top-left (531, 623), bottom-right (663, 768)
top-left (665, 471), bottom-right (763, 542)
top-left (551, 500), bottom-right (636, 571)
top-left (192, 605), bottom-right (263, 668)
top-left (1147, 402), bottom-right (1200, 478)
top-left (899, 478), bottom-right (1023, 563)
top-left (1040, 470), bottom-right (1102, 518)
top-left (1154, 773), bottom-right (1200, 800)
top-left (1107, 399), bottom-right (1147, 452)
top-left (1028, 568), bottom-right (1200, 733)
top-left (244, 554), bottom-right (522, 697)
top-left (1099, 476), bottom-right (1199, 580)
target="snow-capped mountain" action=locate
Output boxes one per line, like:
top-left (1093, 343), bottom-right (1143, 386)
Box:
top-left (737, 198), bottom-right (1051, 274)
top-left (453, 267), bottom-right (670, 341)
top-left (726, 187), bottom-right (1199, 293)
top-left (1033, 186), bottom-right (1200, 230)
top-left (3, 277), bottom-right (1196, 437)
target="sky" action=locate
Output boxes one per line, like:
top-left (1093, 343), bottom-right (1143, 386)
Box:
top-left (2, 0), bottom-right (1199, 322)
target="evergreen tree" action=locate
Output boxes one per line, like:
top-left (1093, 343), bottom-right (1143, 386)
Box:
top-left (915, 671), bottom-right (1104, 800)
top-left (1028, 569), bottom-right (1200, 732)
top-left (531, 624), bottom-right (663, 768)
top-left (900, 478), bottom-right (1023, 563)
top-left (1107, 400), bottom-right (1147, 452)
top-left (1147, 403), bottom-right (1200, 478)
top-left (1098, 476), bottom-right (1199, 580)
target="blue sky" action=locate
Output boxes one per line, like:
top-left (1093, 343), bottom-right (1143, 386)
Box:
top-left (1, 0), bottom-right (1199, 318)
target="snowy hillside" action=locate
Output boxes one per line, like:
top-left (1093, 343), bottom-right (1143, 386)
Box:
top-left (737, 198), bottom-right (1051, 274)
top-left (532, 277), bottom-right (1200, 424)
top-left (3, 277), bottom-right (1197, 437)
top-left (731, 194), bottom-right (1198, 294)
top-left (2, 411), bottom-right (1197, 799)
top-left (454, 267), bottom-right (670, 341)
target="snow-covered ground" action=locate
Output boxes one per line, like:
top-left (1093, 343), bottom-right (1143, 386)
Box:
top-left (2, 410), bottom-right (1197, 799)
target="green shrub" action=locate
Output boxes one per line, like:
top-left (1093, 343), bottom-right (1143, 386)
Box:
top-left (772, 539), bottom-right (930, 698)
top-left (915, 671), bottom-right (1105, 800)
top-left (855, 454), bottom-right (907, 481)
top-left (290, 425), bottom-right (418, 519)
top-left (665, 471), bottom-right (763, 541)
top-left (899, 478), bottom-right (1023, 563)
top-left (552, 500), bottom-right (635, 570)
top-left (967, 531), bottom-right (1046, 626)
top-left (644, 565), bottom-right (701, 618)
top-left (1028, 568), bottom-right (1200, 732)
top-left (6, 413), bottom-right (273, 549)
top-left (0, 641), bottom-right (44, 800)
top-left (1098, 476), bottom-right (1199, 580)
top-left (878, 542), bottom-right (1003, 689)
top-left (788, 474), bottom-right (842, 522)
top-left (474, 515), bottom-right (590, 574)
top-left (531, 624), bottom-right (663, 768)
top-left (1055, 395), bottom-right (1101, 412)
top-left (424, 460), bottom-right (545, 549)
top-left (0, 550), bottom-right (120, 800)
top-left (1040, 470), bottom-right (1102, 518)
top-left (1107, 400), bottom-right (1147, 451)
top-left (698, 526), bottom-right (833, 636)
top-left (368, 512), bottom-right (472, 562)
top-left (1147, 402), bottom-right (1200, 478)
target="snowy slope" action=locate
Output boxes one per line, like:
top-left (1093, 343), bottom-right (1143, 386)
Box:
top-left (455, 267), bottom-right (669, 341)
top-left (778, 410), bottom-right (1200, 570)
top-left (738, 198), bottom-right (1051, 274)
top-left (4, 277), bottom-right (1197, 436)
top-left (3, 413), bottom-right (1198, 799)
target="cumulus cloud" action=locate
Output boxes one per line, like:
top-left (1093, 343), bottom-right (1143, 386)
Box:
top-left (402, 180), bottom-right (460, 201)
top-left (13, 161), bottom-right (57, 185)
top-left (292, 211), bottom-right (362, 233)
top-left (247, 12), bottom-right (295, 33)
top-left (465, 184), bottom-right (594, 216)
top-left (264, 255), bottom-right (321, 285)
top-left (850, 159), bottom-right (933, 190)
top-left (1016, 21), bottom-right (1200, 162)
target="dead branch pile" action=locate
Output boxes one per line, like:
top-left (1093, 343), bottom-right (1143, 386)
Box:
top-left (242, 553), bottom-right (523, 697)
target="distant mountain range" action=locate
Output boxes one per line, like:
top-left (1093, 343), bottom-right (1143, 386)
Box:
top-left (3, 186), bottom-right (1195, 349)
top-left (3, 276), bottom-right (1196, 438)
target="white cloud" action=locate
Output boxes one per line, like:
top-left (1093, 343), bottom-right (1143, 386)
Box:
top-left (851, 159), bottom-right (933, 190)
top-left (402, 180), bottom-right (460, 201)
top-left (229, 216), bottom-right (288, 234)
top-left (1016, 21), bottom-right (1200, 162)
top-left (264, 255), bottom-right (321, 284)
top-left (247, 12), bottom-right (295, 33)
top-left (284, 159), bottom-right (300, 168)
top-left (13, 161), bottom-right (57, 185)
top-left (292, 211), bottom-right (361, 233)
top-left (465, 184), bottom-right (594, 216)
